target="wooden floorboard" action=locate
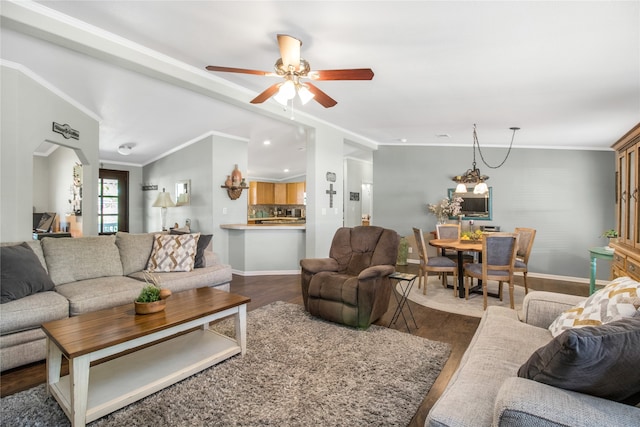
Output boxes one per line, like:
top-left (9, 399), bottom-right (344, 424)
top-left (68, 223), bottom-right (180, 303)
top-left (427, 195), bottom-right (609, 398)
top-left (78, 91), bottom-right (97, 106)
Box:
top-left (1, 268), bottom-right (571, 425)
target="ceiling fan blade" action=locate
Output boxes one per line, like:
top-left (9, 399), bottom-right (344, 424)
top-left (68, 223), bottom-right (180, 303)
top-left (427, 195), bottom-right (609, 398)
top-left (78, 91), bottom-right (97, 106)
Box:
top-left (277, 34), bottom-right (301, 70)
top-left (309, 68), bottom-right (374, 81)
top-left (250, 83), bottom-right (281, 104)
top-left (206, 65), bottom-right (275, 76)
top-left (306, 83), bottom-right (338, 108)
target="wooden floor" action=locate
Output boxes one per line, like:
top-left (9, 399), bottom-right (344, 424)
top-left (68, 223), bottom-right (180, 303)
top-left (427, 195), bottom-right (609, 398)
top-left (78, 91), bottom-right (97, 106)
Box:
top-left (1, 266), bottom-right (577, 426)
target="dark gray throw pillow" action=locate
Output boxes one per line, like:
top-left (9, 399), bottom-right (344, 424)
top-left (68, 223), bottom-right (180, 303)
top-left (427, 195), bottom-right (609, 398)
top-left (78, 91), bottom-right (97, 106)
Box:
top-left (1, 242), bottom-right (55, 303)
top-left (169, 230), bottom-right (212, 268)
top-left (518, 316), bottom-right (640, 405)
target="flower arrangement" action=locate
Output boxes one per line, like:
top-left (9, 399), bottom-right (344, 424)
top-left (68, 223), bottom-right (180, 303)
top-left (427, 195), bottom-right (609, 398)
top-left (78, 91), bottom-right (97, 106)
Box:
top-left (428, 196), bottom-right (464, 223)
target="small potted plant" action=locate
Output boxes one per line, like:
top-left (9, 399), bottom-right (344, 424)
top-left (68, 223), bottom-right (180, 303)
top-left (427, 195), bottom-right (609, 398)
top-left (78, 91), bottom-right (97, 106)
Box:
top-left (601, 229), bottom-right (619, 245)
top-left (134, 271), bottom-right (172, 314)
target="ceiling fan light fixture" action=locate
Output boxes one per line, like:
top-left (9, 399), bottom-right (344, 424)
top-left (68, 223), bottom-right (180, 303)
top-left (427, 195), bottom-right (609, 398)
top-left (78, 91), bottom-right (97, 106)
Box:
top-left (278, 80), bottom-right (296, 100)
top-left (297, 84), bottom-right (315, 105)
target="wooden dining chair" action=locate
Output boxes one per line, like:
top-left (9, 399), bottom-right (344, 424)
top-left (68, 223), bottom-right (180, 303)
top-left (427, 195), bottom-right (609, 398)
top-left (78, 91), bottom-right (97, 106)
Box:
top-left (435, 223), bottom-right (460, 260)
top-left (463, 233), bottom-right (519, 310)
top-left (413, 227), bottom-right (458, 295)
top-left (514, 227), bottom-right (536, 294)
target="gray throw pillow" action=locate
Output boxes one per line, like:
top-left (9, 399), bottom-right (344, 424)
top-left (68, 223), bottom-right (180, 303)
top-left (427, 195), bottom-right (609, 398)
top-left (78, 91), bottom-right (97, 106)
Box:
top-left (1, 242), bottom-right (56, 303)
top-left (518, 316), bottom-right (640, 405)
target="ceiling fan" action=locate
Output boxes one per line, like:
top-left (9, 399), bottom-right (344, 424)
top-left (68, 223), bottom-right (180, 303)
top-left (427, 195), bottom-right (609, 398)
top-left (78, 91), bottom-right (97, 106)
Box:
top-left (205, 34), bottom-right (374, 108)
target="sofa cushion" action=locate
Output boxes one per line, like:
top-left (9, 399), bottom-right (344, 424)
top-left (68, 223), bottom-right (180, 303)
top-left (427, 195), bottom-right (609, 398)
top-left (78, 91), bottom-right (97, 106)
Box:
top-left (55, 276), bottom-right (147, 316)
top-left (518, 316), bottom-right (640, 405)
top-left (548, 276), bottom-right (639, 337)
top-left (128, 263), bottom-right (232, 293)
top-left (425, 306), bottom-right (552, 427)
top-left (146, 233), bottom-right (199, 272)
top-left (1, 243), bottom-right (55, 303)
top-left (115, 232), bottom-right (155, 275)
top-left (0, 291), bottom-right (69, 334)
top-left (42, 235), bottom-right (124, 286)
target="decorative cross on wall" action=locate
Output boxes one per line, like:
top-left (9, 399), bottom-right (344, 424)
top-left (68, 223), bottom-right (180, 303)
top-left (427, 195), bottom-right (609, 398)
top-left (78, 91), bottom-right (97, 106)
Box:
top-left (326, 183), bottom-right (337, 208)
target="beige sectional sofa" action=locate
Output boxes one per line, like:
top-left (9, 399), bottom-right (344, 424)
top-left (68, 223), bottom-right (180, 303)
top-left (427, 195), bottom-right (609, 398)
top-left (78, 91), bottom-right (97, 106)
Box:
top-left (426, 290), bottom-right (640, 427)
top-left (0, 232), bottom-right (232, 371)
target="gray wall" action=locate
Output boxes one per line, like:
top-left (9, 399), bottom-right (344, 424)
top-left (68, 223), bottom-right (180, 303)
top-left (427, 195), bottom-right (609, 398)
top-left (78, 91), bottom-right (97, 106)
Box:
top-left (143, 133), bottom-right (248, 263)
top-left (1, 64), bottom-right (99, 242)
top-left (373, 145), bottom-right (615, 280)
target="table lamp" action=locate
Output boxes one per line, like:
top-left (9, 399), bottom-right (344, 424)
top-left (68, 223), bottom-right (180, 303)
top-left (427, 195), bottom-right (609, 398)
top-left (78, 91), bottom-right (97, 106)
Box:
top-left (152, 188), bottom-right (175, 230)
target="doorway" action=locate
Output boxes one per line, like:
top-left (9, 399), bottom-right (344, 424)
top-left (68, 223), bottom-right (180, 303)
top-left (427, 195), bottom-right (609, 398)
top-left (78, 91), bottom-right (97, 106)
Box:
top-left (98, 169), bottom-right (129, 233)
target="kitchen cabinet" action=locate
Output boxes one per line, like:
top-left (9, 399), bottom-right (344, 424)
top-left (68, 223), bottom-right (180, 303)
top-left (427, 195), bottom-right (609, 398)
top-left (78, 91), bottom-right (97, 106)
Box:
top-left (248, 182), bottom-right (274, 205)
top-left (274, 183), bottom-right (287, 204)
top-left (611, 122), bottom-right (640, 278)
top-left (248, 181), bottom-right (305, 205)
top-left (287, 182), bottom-right (306, 205)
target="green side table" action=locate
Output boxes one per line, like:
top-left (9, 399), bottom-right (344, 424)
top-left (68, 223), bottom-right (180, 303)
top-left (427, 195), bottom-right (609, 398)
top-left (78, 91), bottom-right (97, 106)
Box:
top-left (589, 247), bottom-right (614, 295)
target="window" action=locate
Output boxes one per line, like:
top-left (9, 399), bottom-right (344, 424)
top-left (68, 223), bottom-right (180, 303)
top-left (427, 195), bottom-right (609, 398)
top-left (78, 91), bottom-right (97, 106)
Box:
top-left (98, 169), bottom-right (129, 234)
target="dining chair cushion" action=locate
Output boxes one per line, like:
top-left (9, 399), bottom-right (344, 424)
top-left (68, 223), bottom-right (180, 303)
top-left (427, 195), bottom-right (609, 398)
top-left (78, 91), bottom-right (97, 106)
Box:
top-left (465, 262), bottom-right (510, 278)
top-left (485, 237), bottom-right (516, 264)
top-left (514, 259), bottom-right (527, 269)
top-left (427, 257), bottom-right (457, 268)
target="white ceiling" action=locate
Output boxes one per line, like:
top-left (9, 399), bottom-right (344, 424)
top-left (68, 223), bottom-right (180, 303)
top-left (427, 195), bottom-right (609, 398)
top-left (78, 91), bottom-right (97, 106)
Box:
top-left (1, 1), bottom-right (639, 180)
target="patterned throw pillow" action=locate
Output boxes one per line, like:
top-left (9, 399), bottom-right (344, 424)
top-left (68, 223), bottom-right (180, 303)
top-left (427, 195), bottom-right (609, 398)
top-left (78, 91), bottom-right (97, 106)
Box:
top-left (548, 276), bottom-right (640, 337)
top-left (146, 233), bottom-right (200, 272)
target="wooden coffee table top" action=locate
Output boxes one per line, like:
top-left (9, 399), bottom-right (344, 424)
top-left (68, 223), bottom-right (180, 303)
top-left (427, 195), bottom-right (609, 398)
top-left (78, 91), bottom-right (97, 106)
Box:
top-left (41, 287), bottom-right (250, 359)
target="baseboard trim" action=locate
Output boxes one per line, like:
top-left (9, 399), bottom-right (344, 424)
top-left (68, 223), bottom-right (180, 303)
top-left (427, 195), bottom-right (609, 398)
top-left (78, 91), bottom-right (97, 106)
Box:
top-left (231, 269), bottom-right (301, 276)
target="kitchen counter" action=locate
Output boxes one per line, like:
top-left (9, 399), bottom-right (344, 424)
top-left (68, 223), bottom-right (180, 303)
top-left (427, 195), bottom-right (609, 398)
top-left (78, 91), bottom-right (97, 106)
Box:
top-left (247, 217), bottom-right (305, 225)
top-left (221, 223), bottom-right (305, 230)
top-left (220, 224), bottom-right (305, 274)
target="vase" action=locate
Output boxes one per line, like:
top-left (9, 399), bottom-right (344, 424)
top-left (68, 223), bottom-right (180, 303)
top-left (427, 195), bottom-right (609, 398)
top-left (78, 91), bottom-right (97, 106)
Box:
top-left (225, 175), bottom-right (233, 187)
top-left (438, 215), bottom-right (448, 224)
top-left (231, 164), bottom-right (242, 186)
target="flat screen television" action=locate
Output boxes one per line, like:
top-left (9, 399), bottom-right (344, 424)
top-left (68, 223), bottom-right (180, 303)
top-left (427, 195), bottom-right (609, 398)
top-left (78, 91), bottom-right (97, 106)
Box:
top-left (448, 187), bottom-right (492, 220)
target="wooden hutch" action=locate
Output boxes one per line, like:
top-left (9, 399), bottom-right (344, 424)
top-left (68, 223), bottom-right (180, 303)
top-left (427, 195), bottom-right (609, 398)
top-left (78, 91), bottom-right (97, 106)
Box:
top-left (610, 122), bottom-right (640, 281)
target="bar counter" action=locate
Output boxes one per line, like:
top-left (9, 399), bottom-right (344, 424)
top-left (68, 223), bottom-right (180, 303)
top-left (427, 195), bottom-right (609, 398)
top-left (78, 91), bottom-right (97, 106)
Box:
top-left (220, 223), bottom-right (306, 275)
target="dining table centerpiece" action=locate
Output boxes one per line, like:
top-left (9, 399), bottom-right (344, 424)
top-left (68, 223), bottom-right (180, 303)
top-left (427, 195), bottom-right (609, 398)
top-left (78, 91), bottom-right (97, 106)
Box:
top-left (428, 195), bottom-right (463, 224)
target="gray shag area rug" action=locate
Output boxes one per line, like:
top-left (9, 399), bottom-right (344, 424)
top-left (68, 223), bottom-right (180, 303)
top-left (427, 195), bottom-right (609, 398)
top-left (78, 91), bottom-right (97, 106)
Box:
top-left (1, 301), bottom-right (450, 426)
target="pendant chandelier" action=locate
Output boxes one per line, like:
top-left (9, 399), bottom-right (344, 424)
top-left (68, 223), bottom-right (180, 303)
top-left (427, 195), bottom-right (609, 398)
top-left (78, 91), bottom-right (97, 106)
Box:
top-left (453, 124), bottom-right (520, 194)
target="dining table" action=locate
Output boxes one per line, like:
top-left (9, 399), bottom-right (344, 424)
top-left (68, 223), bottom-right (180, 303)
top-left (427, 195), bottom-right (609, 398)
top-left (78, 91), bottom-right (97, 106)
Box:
top-left (429, 238), bottom-right (482, 298)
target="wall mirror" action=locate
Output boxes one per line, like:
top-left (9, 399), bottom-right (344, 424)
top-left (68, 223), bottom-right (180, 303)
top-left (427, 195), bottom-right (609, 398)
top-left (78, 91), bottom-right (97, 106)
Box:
top-left (175, 179), bottom-right (191, 206)
top-left (448, 187), bottom-right (492, 220)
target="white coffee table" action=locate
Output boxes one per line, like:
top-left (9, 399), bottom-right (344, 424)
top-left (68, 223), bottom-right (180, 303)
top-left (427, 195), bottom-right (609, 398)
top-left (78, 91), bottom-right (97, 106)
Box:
top-left (41, 287), bottom-right (250, 427)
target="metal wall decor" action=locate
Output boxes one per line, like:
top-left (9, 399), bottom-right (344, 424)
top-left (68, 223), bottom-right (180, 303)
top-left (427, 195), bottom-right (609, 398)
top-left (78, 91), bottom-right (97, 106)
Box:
top-left (52, 122), bottom-right (79, 140)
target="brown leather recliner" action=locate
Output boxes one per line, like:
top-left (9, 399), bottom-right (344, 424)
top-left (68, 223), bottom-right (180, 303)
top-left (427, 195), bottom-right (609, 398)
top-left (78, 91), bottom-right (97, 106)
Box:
top-left (300, 226), bottom-right (400, 329)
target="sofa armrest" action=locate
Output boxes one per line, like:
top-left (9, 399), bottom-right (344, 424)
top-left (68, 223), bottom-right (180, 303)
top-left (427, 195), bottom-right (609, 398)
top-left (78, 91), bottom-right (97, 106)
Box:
top-left (520, 291), bottom-right (586, 328)
top-left (494, 377), bottom-right (640, 427)
top-left (358, 265), bottom-right (395, 280)
top-left (300, 258), bottom-right (340, 274)
top-left (203, 250), bottom-right (220, 267)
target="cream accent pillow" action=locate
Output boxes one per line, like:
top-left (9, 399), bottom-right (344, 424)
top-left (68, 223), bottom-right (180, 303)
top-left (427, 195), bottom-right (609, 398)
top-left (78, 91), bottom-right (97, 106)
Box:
top-left (548, 276), bottom-right (640, 337)
top-left (146, 233), bottom-right (200, 272)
